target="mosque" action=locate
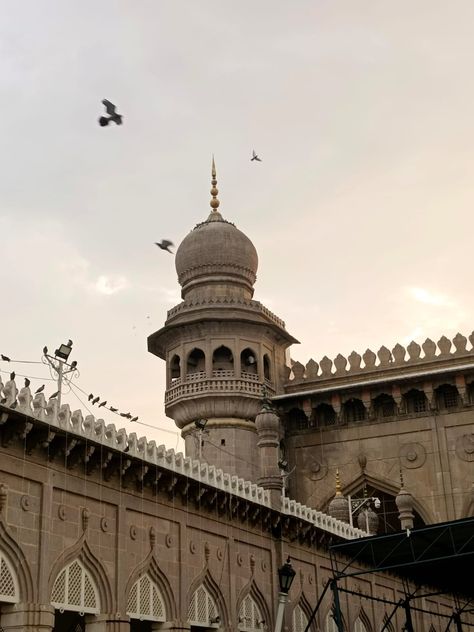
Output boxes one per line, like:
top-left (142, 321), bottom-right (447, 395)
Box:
top-left (0, 162), bottom-right (472, 632)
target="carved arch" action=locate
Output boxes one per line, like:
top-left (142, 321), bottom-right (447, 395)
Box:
top-left (48, 539), bottom-right (113, 614)
top-left (124, 551), bottom-right (177, 621)
top-left (352, 607), bottom-right (372, 632)
top-left (0, 519), bottom-right (34, 602)
top-left (236, 579), bottom-right (271, 632)
top-left (292, 593), bottom-right (316, 632)
top-left (186, 567), bottom-right (229, 629)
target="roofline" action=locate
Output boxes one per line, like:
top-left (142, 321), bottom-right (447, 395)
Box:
top-left (272, 360), bottom-right (474, 400)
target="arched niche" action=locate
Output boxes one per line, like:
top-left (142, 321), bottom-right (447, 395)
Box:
top-left (187, 584), bottom-right (219, 628)
top-left (238, 594), bottom-right (265, 632)
top-left (170, 354), bottom-right (181, 381)
top-left (241, 348), bottom-right (258, 375)
top-left (403, 388), bottom-right (427, 414)
top-left (342, 398), bottom-right (366, 423)
top-left (263, 354), bottom-right (271, 381)
top-left (187, 348), bottom-right (206, 375)
top-left (0, 549), bottom-right (20, 604)
top-left (313, 403), bottom-right (337, 427)
top-left (212, 345), bottom-right (234, 373)
top-left (372, 393), bottom-right (396, 418)
top-left (435, 383), bottom-right (460, 410)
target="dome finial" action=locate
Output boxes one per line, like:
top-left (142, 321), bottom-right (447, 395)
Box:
top-left (210, 155), bottom-right (220, 212)
top-left (335, 468), bottom-right (342, 496)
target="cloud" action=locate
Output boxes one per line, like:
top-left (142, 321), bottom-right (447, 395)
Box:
top-left (408, 287), bottom-right (453, 307)
top-left (93, 275), bottom-right (129, 296)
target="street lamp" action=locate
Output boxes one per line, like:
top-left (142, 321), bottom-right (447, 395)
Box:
top-left (43, 340), bottom-right (79, 410)
top-left (274, 557), bottom-right (296, 632)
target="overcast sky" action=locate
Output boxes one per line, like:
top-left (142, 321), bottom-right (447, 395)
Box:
top-left (1, 1), bottom-right (473, 450)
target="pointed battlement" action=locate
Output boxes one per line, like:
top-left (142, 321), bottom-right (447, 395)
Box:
top-left (285, 331), bottom-right (474, 387)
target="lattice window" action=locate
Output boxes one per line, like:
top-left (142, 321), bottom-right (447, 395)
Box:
top-left (293, 604), bottom-right (309, 632)
top-left (238, 594), bottom-right (264, 631)
top-left (127, 573), bottom-right (166, 622)
top-left (354, 617), bottom-right (368, 632)
top-left (0, 552), bottom-right (19, 604)
top-left (51, 560), bottom-right (99, 614)
top-left (188, 584), bottom-right (218, 627)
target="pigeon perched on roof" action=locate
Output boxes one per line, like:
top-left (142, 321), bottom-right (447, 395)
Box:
top-left (99, 99), bottom-right (123, 127)
top-left (110, 407), bottom-right (118, 413)
top-left (49, 391), bottom-right (59, 399)
top-left (10, 372), bottom-right (15, 381)
top-left (24, 378), bottom-right (30, 387)
top-left (130, 416), bottom-right (139, 422)
top-left (1, 354), bottom-right (10, 362)
top-left (251, 150), bottom-right (262, 162)
top-left (91, 396), bottom-right (100, 405)
top-left (35, 385), bottom-right (45, 394)
top-left (98, 401), bottom-right (107, 408)
top-left (155, 240), bottom-right (174, 254)
top-left (88, 393), bottom-right (94, 401)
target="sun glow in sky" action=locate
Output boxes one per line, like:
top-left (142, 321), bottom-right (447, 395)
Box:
top-left (1, 1), bottom-right (473, 449)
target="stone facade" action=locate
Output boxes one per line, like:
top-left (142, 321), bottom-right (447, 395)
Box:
top-left (0, 164), bottom-right (472, 631)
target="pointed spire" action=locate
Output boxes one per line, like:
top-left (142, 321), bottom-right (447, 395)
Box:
top-left (207, 156), bottom-right (223, 222)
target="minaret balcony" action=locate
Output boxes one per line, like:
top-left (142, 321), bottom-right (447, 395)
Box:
top-left (165, 370), bottom-right (274, 405)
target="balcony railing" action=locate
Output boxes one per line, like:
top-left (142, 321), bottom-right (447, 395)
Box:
top-left (165, 370), bottom-right (275, 405)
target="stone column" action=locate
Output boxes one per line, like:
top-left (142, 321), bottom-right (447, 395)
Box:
top-left (1, 602), bottom-right (55, 632)
top-left (255, 402), bottom-right (283, 510)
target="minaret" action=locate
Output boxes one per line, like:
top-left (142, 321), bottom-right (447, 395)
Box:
top-left (148, 160), bottom-right (298, 480)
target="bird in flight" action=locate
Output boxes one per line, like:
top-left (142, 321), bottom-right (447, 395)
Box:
top-left (99, 99), bottom-right (123, 127)
top-left (1, 354), bottom-right (10, 362)
top-left (251, 150), bottom-right (262, 162)
top-left (155, 240), bottom-right (174, 254)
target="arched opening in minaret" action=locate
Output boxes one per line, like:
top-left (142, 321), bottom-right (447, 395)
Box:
top-left (263, 354), bottom-right (271, 381)
top-left (241, 348), bottom-right (258, 376)
top-left (212, 346), bottom-right (234, 374)
top-left (170, 354), bottom-right (181, 382)
top-left (187, 348), bottom-right (206, 376)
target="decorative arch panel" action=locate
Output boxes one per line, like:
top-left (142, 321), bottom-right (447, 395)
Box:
top-left (293, 604), bottom-right (309, 632)
top-left (188, 584), bottom-right (219, 627)
top-left (239, 594), bottom-right (264, 631)
top-left (51, 559), bottom-right (100, 614)
top-left (0, 550), bottom-right (19, 603)
top-left (127, 573), bottom-right (166, 622)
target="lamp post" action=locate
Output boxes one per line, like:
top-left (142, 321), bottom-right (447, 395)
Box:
top-left (43, 340), bottom-right (78, 410)
top-left (274, 557), bottom-right (296, 632)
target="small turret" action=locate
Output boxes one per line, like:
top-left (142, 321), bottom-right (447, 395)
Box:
top-left (328, 470), bottom-right (350, 523)
top-left (396, 469), bottom-right (414, 531)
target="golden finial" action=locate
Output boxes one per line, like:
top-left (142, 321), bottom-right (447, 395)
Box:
top-left (210, 156), bottom-right (220, 212)
top-left (335, 468), bottom-right (342, 496)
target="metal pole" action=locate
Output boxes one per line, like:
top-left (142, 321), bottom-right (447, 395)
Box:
top-left (198, 427), bottom-right (202, 461)
top-left (453, 612), bottom-right (463, 632)
top-left (57, 359), bottom-right (63, 411)
top-left (303, 580), bottom-right (332, 632)
top-left (331, 580), bottom-right (344, 632)
top-left (348, 496), bottom-right (353, 527)
top-left (274, 592), bottom-right (288, 632)
top-left (403, 599), bottom-right (414, 632)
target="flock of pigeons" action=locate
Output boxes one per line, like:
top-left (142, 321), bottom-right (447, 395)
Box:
top-left (98, 99), bottom-right (262, 254)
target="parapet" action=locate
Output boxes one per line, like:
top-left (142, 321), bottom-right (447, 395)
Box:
top-left (0, 375), bottom-right (364, 541)
top-left (286, 331), bottom-right (474, 385)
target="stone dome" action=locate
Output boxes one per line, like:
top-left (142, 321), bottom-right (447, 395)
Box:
top-left (175, 161), bottom-right (258, 300)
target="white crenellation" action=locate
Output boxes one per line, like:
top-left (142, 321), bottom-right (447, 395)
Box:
top-left (0, 376), bottom-right (364, 541)
top-left (289, 331), bottom-right (474, 382)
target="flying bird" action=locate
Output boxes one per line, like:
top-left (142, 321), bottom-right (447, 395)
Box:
top-left (98, 400), bottom-right (107, 408)
top-left (35, 385), bottom-right (45, 394)
top-left (91, 396), bottom-right (100, 405)
top-left (24, 378), bottom-right (30, 388)
top-left (99, 99), bottom-right (123, 127)
top-left (49, 391), bottom-right (59, 399)
top-left (155, 240), bottom-right (174, 254)
top-left (110, 407), bottom-right (118, 413)
top-left (1, 354), bottom-right (10, 362)
top-left (88, 393), bottom-right (94, 401)
top-left (251, 150), bottom-right (262, 162)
